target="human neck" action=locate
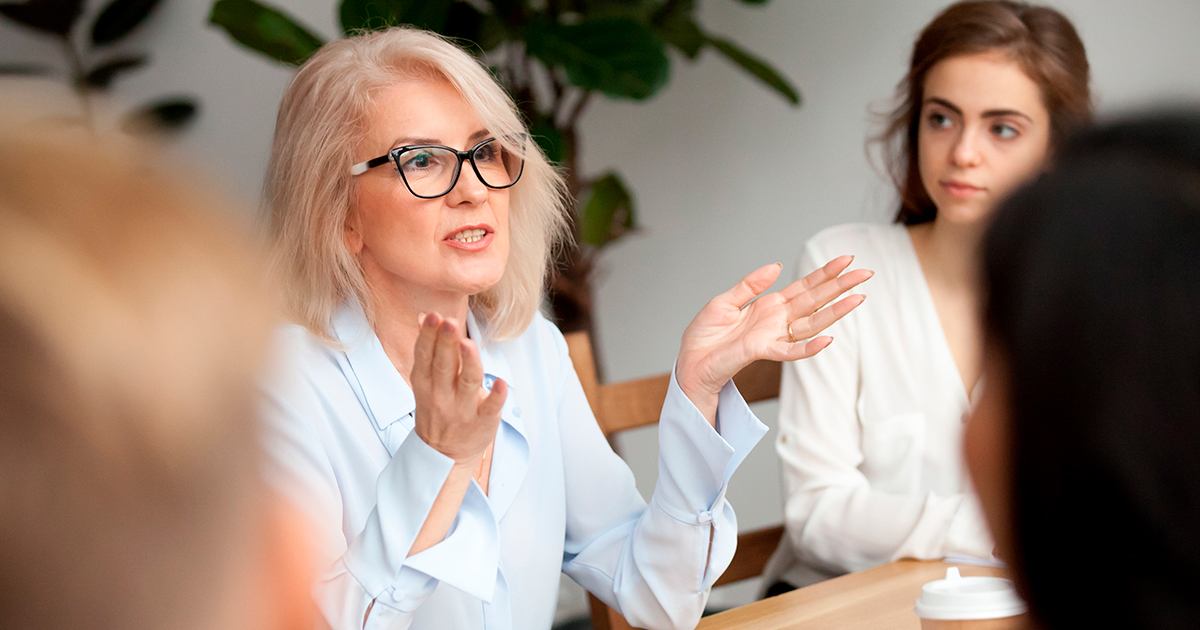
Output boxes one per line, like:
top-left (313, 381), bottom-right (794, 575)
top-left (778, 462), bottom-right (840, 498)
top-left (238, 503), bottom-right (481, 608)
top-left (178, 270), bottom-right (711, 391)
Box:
top-left (368, 278), bottom-right (471, 387)
top-left (907, 218), bottom-right (986, 294)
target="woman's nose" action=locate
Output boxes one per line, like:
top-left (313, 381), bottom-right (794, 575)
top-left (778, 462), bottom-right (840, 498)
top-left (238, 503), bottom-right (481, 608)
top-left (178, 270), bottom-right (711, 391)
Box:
top-left (951, 128), bottom-right (983, 168)
top-left (446, 161), bottom-right (489, 206)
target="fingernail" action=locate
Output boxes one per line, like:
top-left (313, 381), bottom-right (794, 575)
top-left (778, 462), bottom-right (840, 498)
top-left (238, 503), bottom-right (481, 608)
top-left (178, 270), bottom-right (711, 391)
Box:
top-left (774, 262), bottom-right (783, 268)
top-left (418, 312), bottom-right (426, 326)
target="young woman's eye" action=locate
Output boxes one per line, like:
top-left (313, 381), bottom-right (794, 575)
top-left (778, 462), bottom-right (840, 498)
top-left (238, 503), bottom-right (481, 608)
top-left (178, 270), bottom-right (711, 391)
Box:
top-left (928, 112), bottom-right (953, 129)
top-left (992, 123), bottom-right (1019, 139)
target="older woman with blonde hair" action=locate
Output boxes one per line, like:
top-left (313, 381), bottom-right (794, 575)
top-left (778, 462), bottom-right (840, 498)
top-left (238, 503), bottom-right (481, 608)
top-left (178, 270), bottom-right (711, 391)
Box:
top-left (261, 27), bottom-right (870, 630)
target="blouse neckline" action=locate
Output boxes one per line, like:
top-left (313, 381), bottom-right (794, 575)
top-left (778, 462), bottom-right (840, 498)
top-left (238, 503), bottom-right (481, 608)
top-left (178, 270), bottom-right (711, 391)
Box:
top-left (894, 224), bottom-right (972, 412)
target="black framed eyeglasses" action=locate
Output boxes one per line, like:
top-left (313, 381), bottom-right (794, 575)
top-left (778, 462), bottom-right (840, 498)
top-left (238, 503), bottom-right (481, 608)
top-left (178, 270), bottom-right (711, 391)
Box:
top-left (349, 136), bottom-right (525, 199)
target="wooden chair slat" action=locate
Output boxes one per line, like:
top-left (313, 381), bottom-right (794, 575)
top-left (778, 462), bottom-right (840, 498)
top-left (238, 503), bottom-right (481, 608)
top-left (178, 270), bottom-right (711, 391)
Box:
top-left (712, 525), bottom-right (785, 587)
top-left (733, 360), bottom-right (784, 404)
top-left (598, 374), bottom-right (671, 434)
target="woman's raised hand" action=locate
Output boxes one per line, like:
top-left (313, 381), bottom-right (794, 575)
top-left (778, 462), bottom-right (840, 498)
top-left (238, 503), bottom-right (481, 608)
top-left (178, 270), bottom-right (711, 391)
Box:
top-left (411, 312), bottom-right (506, 465)
top-left (675, 256), bottom-right (872, 425)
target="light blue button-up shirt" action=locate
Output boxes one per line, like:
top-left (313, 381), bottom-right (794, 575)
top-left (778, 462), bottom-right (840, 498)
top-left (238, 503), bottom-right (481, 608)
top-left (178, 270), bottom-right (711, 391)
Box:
top-left (261, 302), bottom-right (768, 630)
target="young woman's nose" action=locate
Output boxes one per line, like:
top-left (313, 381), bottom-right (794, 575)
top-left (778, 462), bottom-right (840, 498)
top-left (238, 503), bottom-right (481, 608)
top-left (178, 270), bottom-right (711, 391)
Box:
top-left (951, 127), bottom-right (984, 168)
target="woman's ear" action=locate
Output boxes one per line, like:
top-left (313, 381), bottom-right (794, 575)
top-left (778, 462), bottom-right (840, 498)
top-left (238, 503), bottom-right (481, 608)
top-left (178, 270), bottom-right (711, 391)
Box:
top-left (343, 211), bottom-right (364, 255)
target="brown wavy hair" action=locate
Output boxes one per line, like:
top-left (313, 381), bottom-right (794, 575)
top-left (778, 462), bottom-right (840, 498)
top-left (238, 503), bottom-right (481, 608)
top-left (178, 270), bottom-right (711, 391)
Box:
top-left (878, 1), bottom-right (1092, 225)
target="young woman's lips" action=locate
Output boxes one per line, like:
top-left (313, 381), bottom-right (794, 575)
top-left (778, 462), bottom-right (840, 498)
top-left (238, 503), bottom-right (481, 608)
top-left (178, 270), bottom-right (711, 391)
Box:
top-left (444, 227), bottom-right (494, 251)
top-left (941, 180), bottom-right (985, 198)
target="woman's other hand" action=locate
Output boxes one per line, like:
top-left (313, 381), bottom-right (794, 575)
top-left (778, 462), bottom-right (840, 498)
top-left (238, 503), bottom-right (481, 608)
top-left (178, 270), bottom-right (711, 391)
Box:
top-left (676, 256), bottom-right (872, 426)
top-left (411, 312), bottom-right (507, 465)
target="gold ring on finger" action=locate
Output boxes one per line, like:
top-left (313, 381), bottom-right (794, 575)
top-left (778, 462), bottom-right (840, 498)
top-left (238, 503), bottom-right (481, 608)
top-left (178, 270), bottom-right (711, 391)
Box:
top-left (787, 321), bottom-right (798, 344)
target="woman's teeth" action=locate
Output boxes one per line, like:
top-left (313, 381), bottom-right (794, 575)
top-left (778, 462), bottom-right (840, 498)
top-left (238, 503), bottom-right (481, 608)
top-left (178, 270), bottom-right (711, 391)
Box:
top-left (452, 229), bottom-right (486, 243)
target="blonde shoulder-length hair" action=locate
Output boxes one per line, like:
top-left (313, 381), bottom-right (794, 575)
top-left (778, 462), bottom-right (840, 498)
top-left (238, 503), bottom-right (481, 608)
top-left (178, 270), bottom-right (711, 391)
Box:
top-left (266, 27), bottom-right (569, 343)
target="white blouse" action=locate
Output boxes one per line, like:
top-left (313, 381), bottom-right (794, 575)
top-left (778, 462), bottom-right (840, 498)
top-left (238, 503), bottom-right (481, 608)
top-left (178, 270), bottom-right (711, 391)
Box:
top-left (260, 302), bottom-right (768, 630)
top-left (772, 222), bottom-right (993, 588)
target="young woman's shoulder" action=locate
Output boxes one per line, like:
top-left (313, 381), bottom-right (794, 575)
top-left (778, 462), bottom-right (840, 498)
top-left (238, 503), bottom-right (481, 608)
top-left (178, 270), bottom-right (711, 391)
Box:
top-left (805, 222), bottom-right (906, 257)
top-left (801, 222), bottom-right (910, 273)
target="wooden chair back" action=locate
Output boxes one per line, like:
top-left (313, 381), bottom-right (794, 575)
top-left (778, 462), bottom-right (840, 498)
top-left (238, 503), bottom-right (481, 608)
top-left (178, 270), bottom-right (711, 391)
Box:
top-left (563, 332), bottom-right (786, 630)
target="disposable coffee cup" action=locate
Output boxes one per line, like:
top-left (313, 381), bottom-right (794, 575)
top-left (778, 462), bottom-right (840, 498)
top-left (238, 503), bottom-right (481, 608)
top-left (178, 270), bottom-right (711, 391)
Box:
top-left (913, 567), bottom-right (1028, 629)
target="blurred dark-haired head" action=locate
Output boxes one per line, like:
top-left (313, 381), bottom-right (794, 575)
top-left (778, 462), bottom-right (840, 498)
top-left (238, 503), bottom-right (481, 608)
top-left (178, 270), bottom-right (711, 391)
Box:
top-left (970, 112), bottom-right (1200, 629)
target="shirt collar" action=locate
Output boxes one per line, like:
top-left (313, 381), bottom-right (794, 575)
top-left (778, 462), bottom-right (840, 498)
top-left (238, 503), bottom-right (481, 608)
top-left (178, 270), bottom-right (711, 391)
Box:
top-left (332, 301), bottom-right (514, 432)
top-left (466, 309), bottom-right (513, 394)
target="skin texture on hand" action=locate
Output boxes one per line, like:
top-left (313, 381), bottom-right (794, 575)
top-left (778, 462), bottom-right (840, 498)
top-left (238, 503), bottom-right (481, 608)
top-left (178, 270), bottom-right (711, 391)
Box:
top-left (675, 257), bottom-right (872, 426)
top-left (410, 312), bottom-right (507, 465)
top-left (406, 312), bottom-right (506, 558)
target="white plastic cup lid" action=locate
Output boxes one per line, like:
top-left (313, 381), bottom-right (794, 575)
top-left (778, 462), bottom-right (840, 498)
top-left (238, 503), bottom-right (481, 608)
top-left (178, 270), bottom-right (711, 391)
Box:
top-left (913, 567), bottom-right (1028, 621)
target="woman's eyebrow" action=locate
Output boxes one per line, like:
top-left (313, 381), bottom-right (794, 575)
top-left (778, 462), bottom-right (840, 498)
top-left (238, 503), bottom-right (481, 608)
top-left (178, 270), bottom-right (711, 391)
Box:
top-left (924, 97), bottom-right (1032, 122)
top-left (391, 136), bottom-right (440, 148)
top-left (389, 129), bottom-right (491, 149)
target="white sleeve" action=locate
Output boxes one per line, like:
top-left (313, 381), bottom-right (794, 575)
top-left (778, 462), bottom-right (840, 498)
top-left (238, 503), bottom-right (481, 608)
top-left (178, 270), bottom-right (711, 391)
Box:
top-left (552, 331), bottom-right (768, 630)
top-left (775, 242), bottom-right (992, 578)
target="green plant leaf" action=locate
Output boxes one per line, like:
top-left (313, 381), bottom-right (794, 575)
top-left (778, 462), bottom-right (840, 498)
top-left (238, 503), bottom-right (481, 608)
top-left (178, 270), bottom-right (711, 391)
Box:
top-left (81, 54), bottom-right (146, 89)
top-left (121, 97), bottom-right (198, 134)
top-left (0, 0), bottom-right (84, 36)
top-left (340, 0), bottom-right (397, 34)
top-left (654, 14), bottom-right (703, 59)
top-left (580, 172), bottom-right (636, 247)
top-left (707, 36), bottom-right (799, 106)
top-left (525, 16), bottom-right (669, 101)
top-left (209, 0), bottom-right (325, 66)
top-left (651, 0), bottom-right (704, 58)
top-left (339, 0), bottom-right (451, 35)
top-left (528, 116), bottom-right (564, 165)
top-left (443, 1), bottom-right (504, 51)
top-left (90, 0), bottom-right (161, 46)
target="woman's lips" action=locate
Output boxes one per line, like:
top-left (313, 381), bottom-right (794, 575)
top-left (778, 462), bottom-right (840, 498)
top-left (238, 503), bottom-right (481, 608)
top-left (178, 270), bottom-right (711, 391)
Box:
top-left (444, 227), bottom-right (494, 251)
top-left (941, 180), bottom-right (986, 198)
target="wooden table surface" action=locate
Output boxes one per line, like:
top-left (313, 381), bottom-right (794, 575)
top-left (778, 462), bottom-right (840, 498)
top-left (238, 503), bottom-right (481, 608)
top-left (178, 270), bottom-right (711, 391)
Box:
top-left (696, 560), bottom-right (1008, 630)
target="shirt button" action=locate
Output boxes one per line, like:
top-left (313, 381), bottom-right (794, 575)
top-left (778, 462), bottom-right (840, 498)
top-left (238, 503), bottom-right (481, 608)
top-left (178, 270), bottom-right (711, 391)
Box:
top-left (513, 407), bottom-right (521, 418)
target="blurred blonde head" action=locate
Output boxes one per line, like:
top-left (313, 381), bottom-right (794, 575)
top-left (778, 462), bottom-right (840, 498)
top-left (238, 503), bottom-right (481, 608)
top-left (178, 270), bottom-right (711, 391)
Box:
top-left (267, 27), bottom-right (569, 343)
top-left (0, 127), bottom-right (293, 630)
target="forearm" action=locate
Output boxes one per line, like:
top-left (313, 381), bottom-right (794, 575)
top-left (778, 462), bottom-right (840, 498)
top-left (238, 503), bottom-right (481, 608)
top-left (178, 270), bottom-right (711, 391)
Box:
top-left (788, 484), bottom-right (986, 573)
top-left (408, 460), bottom-right (476, 556)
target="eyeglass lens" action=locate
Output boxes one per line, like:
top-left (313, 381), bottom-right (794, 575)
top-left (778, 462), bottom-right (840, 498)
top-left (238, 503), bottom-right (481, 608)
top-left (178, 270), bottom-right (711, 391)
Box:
top-left (396, 139), bottom-right (522, 197)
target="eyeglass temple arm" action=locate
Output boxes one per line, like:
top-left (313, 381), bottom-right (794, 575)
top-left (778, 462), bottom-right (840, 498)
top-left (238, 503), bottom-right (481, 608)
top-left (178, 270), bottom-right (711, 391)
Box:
top-left (350, 154), bottom-right (392, 176)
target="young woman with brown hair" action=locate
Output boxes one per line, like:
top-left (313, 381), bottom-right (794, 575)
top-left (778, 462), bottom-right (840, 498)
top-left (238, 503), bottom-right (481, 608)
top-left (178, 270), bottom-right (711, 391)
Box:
top-left (769, 0), bottom-right (1093, 591)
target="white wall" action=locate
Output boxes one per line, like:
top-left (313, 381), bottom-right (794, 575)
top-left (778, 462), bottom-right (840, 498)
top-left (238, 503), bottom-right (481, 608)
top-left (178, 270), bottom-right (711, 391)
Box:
top-left (5, 0), bottom-right (1199, 619)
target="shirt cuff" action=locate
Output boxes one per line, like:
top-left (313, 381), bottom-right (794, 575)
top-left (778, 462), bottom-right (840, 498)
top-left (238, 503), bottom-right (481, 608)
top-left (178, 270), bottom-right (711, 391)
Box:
top-left (651, 365), bottom-right (768, 522)
top-left (344, 429), bottom-right (500, 607)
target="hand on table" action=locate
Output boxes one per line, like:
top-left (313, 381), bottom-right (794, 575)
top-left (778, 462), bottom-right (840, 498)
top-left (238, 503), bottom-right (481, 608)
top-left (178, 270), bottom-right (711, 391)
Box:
top-left (675, 256), bottom-right (873, 425)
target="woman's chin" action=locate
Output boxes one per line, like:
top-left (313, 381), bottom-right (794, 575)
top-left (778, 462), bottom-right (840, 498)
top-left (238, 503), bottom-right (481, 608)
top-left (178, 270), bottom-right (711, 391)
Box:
top-left (458, 271), bottom-right (505, 298)
top-left (933, 200), bottom-right (995, 226)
